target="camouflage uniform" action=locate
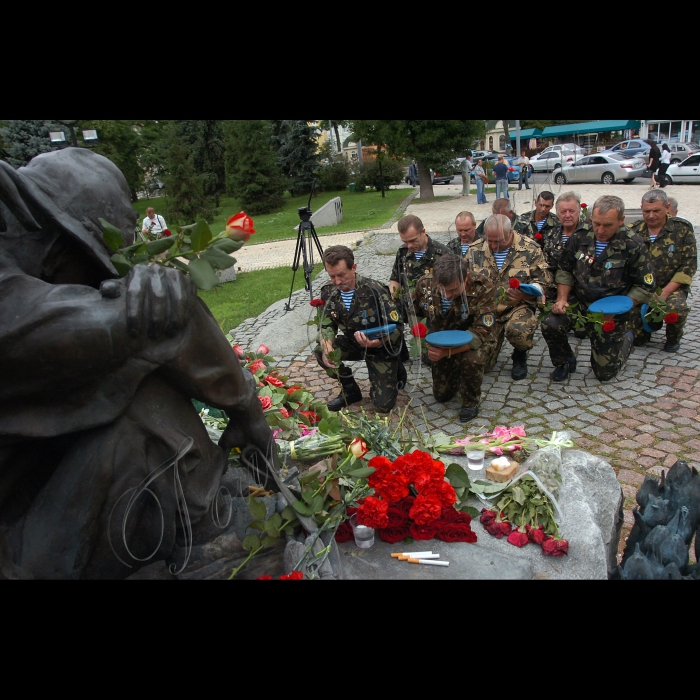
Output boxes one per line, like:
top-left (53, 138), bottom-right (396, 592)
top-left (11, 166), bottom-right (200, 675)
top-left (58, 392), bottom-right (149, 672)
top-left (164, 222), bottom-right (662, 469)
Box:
top-left (466, 232), bottom-right (552, 370)
top-left (390, 235), bottom-right (450, 321)
top-left (412, 270), bottom-right (498, 408)
top-left (538, 221), bottom-right (591, 302)
top-left (446, 234), bottom-right (483, 259)
top-left (517, 210), bottom-right (561, 241)
top-left (475, 213), bottom-right (529, 241)
top-left (541, 226), bottom-right (657, 381)
top-left (314, 274), bottom-right (404, 412)
top-left (627, 215), bottom-right (697, 345)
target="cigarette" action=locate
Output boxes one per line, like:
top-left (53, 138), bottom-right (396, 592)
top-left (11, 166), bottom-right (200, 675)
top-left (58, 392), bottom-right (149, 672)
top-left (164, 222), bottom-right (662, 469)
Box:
top-left (391, 551), bottom-right (434, 558)
top-left (408, 558), bottom-right (449, 566)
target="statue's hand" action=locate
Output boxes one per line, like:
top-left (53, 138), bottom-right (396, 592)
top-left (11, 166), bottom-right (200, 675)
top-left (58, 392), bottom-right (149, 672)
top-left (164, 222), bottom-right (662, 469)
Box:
top-left (126, 265), bottom-right (197, 338)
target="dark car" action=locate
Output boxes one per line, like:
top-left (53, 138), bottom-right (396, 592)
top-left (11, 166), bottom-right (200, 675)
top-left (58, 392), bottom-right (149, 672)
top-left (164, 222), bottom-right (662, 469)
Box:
top-left (404, 168), bottom-right (454, 185)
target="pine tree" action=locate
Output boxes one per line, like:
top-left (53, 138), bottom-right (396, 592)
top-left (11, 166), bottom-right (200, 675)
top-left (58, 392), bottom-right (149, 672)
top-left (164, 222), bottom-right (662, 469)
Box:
top-left (270, 120), bottom-right (320, 197)
top-left (161, 124), bottom-right (216, 225)
top-left (0, 120), bottom-right (65, 168)
top-left (223, 120), bottom-right (285, 215)
top-left (176, 120), bottom-right (226, 206)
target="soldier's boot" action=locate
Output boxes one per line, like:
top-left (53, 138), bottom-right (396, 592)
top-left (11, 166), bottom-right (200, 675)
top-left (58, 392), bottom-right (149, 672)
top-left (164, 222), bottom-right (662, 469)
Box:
top-left (511, 349), bottom-right (528, 381)
top-left (621, 330), bottom-right (635, 363)
top-left (664, 325), bottom-right (683, 353)
top-left (552, 354), bottom-right (577, 382)
top-left (327, 374), bottom-right (362, 412)
top-left (397, 362), bottom-right (408, 390)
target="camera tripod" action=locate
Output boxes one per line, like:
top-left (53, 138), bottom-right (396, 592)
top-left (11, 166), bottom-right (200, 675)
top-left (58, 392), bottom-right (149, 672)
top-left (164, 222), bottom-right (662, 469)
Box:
top-left (284, 178), bottom-right (324, 311)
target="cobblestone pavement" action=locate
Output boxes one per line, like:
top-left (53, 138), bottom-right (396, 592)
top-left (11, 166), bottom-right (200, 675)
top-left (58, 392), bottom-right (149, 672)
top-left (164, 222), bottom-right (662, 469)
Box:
top-left (230, 186), bottom-right (700, 564)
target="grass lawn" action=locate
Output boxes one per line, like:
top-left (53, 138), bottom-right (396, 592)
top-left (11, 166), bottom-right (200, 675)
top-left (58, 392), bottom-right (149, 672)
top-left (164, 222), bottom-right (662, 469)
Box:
top-left (199, 264), bottom-right (323, 331)
top-left (133, 187), bottom-right (412, 245)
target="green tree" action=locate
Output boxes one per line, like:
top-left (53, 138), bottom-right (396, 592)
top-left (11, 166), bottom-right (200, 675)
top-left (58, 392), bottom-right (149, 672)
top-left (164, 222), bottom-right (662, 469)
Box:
top-left (0, 120), bottom-right (65, 168)
top-left (161, 124), bottom-right (216, 225)
top-left (77, 120), bottom-right (143, 201)
top-left (318, 119), bottom-right (349, 155)
top-left (176, 120), bottom-right (226, 206)
top-left (270, 120), bottom-right (320, 197)
top-left (134, 119), bottom-right (171, 195)
top-left (351, 120), bottom-right (483, 200)
top-left (223, 120), bottom-right (285, 215)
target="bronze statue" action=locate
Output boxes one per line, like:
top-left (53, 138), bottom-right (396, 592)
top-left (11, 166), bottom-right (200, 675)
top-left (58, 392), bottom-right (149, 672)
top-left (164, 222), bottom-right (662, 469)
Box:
top-left (0, 148), bottom-right (278, 579)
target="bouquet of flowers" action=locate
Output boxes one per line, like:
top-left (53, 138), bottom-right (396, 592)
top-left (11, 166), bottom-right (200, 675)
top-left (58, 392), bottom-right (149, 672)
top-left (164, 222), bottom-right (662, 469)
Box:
top-left (439, 424), bottom-right (529, 456)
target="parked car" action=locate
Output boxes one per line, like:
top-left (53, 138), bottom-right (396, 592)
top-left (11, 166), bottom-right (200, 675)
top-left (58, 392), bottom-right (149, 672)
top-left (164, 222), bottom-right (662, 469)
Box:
top-left (404, 168), bottom-right (454, 185)
top-left (539, 143), bottom-right (586, 158)
top-left (553, 152), bottom-right (646, 185)
top-left (470, 150), bottom-right (497, 160)
top-left (529, 149), bottom-right (581, 173)
top-left (469, 156), bottom-right (521, 184)
top-left (600, 139), bottom-right (650, 159)
top-left (660, 141), bottom-right (700, 164)
top-left (664, 154), bottom-right (700, 184)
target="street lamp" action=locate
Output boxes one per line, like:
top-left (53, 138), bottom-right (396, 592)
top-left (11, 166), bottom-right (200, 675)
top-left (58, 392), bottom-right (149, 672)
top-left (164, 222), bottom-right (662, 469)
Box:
top-left (52, 121), bottom-right (99, 148)
top-left (57, 120), bottom-right (79, 147)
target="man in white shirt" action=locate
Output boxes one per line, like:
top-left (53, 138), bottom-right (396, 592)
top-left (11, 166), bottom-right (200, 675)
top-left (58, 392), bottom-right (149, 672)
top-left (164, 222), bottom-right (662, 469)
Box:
top-left (141, 207), bottom-right (167, 240)
top-left (516, 151), bottom-right (531, 190)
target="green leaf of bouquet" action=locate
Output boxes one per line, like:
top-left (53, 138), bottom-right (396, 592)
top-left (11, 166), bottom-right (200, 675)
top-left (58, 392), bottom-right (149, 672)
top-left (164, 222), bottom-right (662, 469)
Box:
top-left (211, 237), bottom-right (244, 254)
top-left (281, 506), bottom-right (296, 522)
top-left (446, 463), bottom-right (472, 488)
top-left (310, 495), bottom-right (326, 513)
top-left (187, 257), bottom-right (220, 291)
top-left (459, 505), bottom-right (481, 519)
top-left (247, 496), bottom-right (267, 521)
top-left (201, 246), bottom-right (236, 270)
top-left (100, 218), bottom-right (125, 252)
top-left (261, 536), bottom-right (278, 549)
top-left (247, 520), bottom-right (265, 531)
top-left (144, 237), bottom-right (176, 255)
top-left (189, 220), bottom-right (212, 253)
top-left (264, 519), bottom-right (280, 538)
top-left (345, 467), bottom-right (375, 478)
top-left (292, 500), bottom-right (313, 516)
top-left (110, 253), bottom-right (132, 277)
top-left (242, 534), bottom-right (260, 551)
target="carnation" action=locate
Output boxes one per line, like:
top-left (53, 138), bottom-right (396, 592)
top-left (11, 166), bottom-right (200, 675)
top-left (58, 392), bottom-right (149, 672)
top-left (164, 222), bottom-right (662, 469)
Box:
top-left (357, 496), bottom-right (390, 529)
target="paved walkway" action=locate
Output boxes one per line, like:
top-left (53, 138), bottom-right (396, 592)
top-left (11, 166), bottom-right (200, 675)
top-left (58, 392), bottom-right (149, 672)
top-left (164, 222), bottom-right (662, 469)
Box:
top-left (229, 180), bottom-right (700, 564)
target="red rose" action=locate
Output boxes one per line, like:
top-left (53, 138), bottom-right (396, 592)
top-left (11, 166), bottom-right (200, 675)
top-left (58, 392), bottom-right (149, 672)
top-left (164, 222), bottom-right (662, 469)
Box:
top-left (480, 508), bottom-right (497, 524)
top-left (436, 523), bottom-right (477, 543)
top-left (334, 521), bottom-right (354, 543)
top-left (509, 278), bottom-right (521, 289)
top-left (542, 537), bottom-right (569, 556)
top-left (386, 506), bottom-right (409, 528)
top-left (408, 521), bottom-right (441, 541)
top-left (484, 519), bottom-right (512, 539)
top-left (259, 396), bottom-right (272, 410)
top-left (226, 211), bottom-right (256, 242)
top-left (535, 233), bottom-right (543, 240)
top-left (420, 480), bottom-right (458, 508)
top-left (602, 320), bottom-right (616, 333)
top-left (162, 229), bottom-right (172, 237)
top-left (286, 386), bottom-right (302, 394)
top-left (507, 528), bottom-right (529, 547)
top-left (526, 524), bottom-right (546, 545)
top-left (279, 570), bottom-right (304, 580)
top-left (265, 375), bottom-right (285, 388)
top-left (279, 407), bottom-right (290, 419)
top-left (232, 344), bottom-right (245, 358)
top-left (581, 202), bottom-right (588, 208)
top-left (396, 496), bottom-right (415, 518)
top-left (248, 359), bottom-right (265, 373)
top-left (299, 410), bottom-right (319, 424)
top-left (664, 312), bottom-right (679, 324)
top-left (409, 494), bottom-right (443, 525)
top-left (310, 298), bottom-right (324, 307)
top-left (377, 525), bottom-right (411, 544)
top-left (256, 574), bottom-right (273, 580)
top-left (411, 323), bottom-right (428, 338)
top-left (257, 344), bottom-right (270, 355)
top-left (357, 496), bottom-right (390, 529)
top-left (439, 507), bottom-right (462, 524)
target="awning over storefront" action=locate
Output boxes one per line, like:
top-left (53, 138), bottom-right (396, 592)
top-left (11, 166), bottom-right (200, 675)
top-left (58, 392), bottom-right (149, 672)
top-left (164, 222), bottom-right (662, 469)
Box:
top-left (540, 120), bottom-right (641, 137)
top-left (507, 128), bottom-right (542, 140)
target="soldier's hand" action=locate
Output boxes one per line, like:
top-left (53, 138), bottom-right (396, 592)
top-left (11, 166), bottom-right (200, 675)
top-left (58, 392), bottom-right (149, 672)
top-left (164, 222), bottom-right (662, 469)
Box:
top-left (320, 353), bottom-right (336, 369)
top-left (551, 300), bottom-right (570, 315)
top-left (507, 288), bottom-right (529, 304)
top-left (354, 331), bottom-right (382, 348)
top-left (427, 345), bottom-right (447, 362)
top-left (125, 264), bottom-right (198, 338)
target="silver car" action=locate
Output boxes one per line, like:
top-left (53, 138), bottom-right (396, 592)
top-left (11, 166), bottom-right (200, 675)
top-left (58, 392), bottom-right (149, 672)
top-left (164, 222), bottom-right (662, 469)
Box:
top-left (661, 141), bottom-right (700, 164)
top-left (553, 153), bottom-right (647, 185)
top-left (529, 148), bottom-right (581, 173)
top-left (665, 154), bottom-right (700, 184)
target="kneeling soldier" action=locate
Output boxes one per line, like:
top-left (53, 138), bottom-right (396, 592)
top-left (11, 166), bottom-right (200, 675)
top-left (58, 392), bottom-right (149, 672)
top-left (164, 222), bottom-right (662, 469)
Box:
top-left (413, 254), bottom-right (498, 422)
top-left (314, 245), bottom-right (406, 413)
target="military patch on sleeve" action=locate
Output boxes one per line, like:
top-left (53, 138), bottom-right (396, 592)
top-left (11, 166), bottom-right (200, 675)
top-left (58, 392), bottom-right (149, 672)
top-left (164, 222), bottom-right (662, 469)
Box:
top-left (644, 273), bottom-right (654, 286)
top-left (389, 309), bottom-right (399, 322)
top-left (482, 313), bottom-right (495, 327)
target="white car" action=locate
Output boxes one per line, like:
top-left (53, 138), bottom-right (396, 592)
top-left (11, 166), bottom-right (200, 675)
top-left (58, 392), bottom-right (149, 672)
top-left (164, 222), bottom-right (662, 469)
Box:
top-left (665, 154), bottom-right (700, 184)
top-left (529, 148), bottom-right (582, 173)
top-left (538, 143), bottom-right (586, 158)
top-left (553, 153), bottom-right (647, 185)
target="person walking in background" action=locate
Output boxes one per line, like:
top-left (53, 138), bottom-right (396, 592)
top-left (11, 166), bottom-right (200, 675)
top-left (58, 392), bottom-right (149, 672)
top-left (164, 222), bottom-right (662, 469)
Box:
top-left (517, 150), bottom-right (531, 190)
top-left (474, 159), bottom-right (488, 204)
top-left (493, 155), bottom-right (510, 200)
top-left (645, 139), bottom-right (661, 190)
top-left (658, 143), bottom-right (672, 188)
top-left (461, 156), bottom-right (473, 196)
top-left (409, 159), bottom-right (418, 187)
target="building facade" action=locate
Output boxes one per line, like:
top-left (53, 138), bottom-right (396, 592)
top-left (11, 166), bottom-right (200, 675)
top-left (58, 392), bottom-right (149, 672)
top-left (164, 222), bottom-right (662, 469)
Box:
top-left (641, 120), bottom-right (699, 142)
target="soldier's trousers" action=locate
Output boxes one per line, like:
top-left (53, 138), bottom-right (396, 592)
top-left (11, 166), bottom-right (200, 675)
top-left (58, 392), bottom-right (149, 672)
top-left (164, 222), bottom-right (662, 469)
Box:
top-left (542, 310), bottom-right (633, 381)
top-left (314, 334), bottom-right (401, 412)
top-left (629, 289), bottom-right (689, 345)
top-left (432, 351), bottom-right (486, 408)
top-left (486, 305), bottom-right (539, 371)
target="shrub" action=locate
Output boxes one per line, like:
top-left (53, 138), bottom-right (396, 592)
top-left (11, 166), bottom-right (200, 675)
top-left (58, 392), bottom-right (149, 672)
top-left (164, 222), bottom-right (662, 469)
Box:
top-left (355, 158), bottom-right (404, 191)
top-left (318, 161), bottom-right (351, 192)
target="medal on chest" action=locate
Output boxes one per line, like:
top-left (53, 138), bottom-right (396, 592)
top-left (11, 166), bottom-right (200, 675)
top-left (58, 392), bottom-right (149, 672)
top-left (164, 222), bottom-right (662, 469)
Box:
top-left (668, 244), bottom-right (675, 258)
top-left (460, 303), bottom-right (468, 320)
top-left (576, 251), bottom-right (594, 265)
